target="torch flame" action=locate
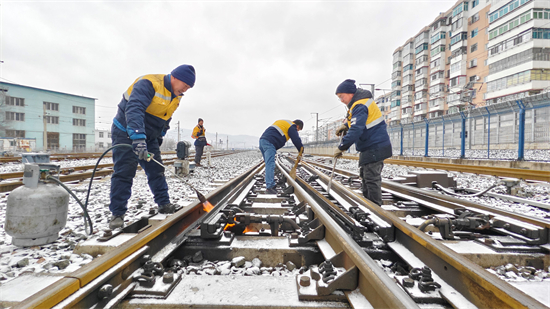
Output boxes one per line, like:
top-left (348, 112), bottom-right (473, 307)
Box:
top-left (202, 201), bottom-right (214, 212)
top-left (223, 223), bottom-right (235, 231)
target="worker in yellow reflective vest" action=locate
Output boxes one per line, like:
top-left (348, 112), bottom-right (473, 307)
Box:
top-left (334, 79), bottom-right (392, 205)
top-left (191, 118), bottom-right (208, 166)
top-left (109, 65), bottom-right (196, 229)
top-left (259, 120), bottom-right (304, 194)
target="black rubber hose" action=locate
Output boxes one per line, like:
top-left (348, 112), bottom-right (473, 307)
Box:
top-left (46, 175), bottom-right (94, 236)
top-left (418, 218), bottom-right (437, 232)
top-left (432, 182), bottom-right (500, 198)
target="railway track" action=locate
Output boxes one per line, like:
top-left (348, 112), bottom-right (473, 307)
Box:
top-left (303, 154), bottom-right (550, 182)
top-left (4, 154), bottom-right (549, 308)
top-left (0, 151), bottom-right (241, 193)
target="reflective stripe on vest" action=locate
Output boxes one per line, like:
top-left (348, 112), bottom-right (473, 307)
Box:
top-left (270, 120), bottom-right (293, 140)
top-left (193, 125), bottom-right (206, 137)
top-left (123, 74), bottom-right (181, 121)
top-left (347, 99), bottom-right (384, 129)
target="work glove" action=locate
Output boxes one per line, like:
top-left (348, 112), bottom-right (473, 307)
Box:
top-left (335, 124), bottom-right (348, 137)
top-left (132, 139), bottom-right (148, 161)
top-left (158, 137), bottom-right (163, 147)
top-left (334, 148), bottom-right (344, 158)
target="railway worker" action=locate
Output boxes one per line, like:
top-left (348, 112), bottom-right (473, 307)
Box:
top-left (191, 118), bottom-right (207, 166)
top-left (333, 79), bottom-right (392, 206)
top-left (259, 120), bottom-right (304, 194)
top-left (109, 64), bottom-right (196, 229)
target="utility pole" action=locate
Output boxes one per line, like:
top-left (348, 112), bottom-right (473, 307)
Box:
top-left (359, 83), bottom-right (375, 98)
top-left (215, 132), bottom-right (218, 149)
top-left (226, 136), bottom-right (228, 150)
top-left (43, 103), bottom-right (47, 151)
top-left (177, 121), bottom-right (180, 141)
top-left (311, 113), bottom-right (318, 143)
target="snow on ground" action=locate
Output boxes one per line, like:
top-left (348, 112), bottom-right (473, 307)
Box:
top-left (0, 151), bottom-right (262, 284)
top-left (398, 149), bottom-right (550, 162)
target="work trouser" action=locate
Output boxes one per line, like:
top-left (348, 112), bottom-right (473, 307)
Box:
top-left (359, 160), bottom-right (384, 206)
top-left (259, 138), bottom-right (276, 189)
top-left (195, 145), bottom-right (204, 164)
top-left (109, 125), bottom-right (170, 216)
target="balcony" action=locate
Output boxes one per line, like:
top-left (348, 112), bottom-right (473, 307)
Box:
top-left (428, 103), bottom-right (444, 112)
top-left (401, 101), bottom-right (412, 108)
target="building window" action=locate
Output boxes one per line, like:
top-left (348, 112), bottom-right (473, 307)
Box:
top-left (6, 130), bottom-right (25, 137)
top-left (489, 0), bottom-right (532, 24)
top-left (472, 0), bottom-right (479, 8)
top-left (44, 102), bottom-right (59, 111)
top-left (47, 132), bottom-right (59, 150)
top-left (451, 32), bottom-right (468, 46)
top-left (99, 142), bottom-right (104, 148)
top-left (471, 28), bottom-right (478, 38)
top-left (99, 132), bottom-right (104, 138)
top-left (73, 134), bottom-right (86, 150)
top-left (73, 118), bottom-right (86, 126)
top-left (6, 112), bottom-right (24, 121)
top-left (489, 10), bottom-right (532, 40)
top-left (72, 106), bottom-right (86, 115)
top-left (471, 43), bottom-right (478, 53)
top-left (470, 75), bottom-right (478, 82)
top-left (470, 58), bottom-right (478, 68)
top-left (46, 116), bottom-right (59, 124)
top-left (108, 132), bottom-right (112, 138)
top-left (6, 96), bottom-right (25, 106)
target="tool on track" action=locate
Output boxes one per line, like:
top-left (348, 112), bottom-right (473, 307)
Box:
top-left (289, 147), bottom-right (304, 180)
top-left (327, 136), bottom-right (343, 196)
top-left (147, 153), bottom-right (207, 203)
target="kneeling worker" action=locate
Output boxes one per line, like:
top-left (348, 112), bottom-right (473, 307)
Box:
top-left (333, 79), bottom-right (392, 205)
top-left (259, 120), bottom-right (304, 194)
top-left (109, 64), bottom-right (196, 229)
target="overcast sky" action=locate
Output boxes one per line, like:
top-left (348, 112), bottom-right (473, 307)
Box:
top-left (1, 0), bottom-right (454, 138)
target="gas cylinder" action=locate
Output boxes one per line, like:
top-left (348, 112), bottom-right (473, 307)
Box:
top-left (5, 164), bottom-right (69, 247)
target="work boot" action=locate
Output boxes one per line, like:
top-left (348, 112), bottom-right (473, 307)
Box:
top-left (266, 187), bottom-right (278, 194)
top-left (159, 203), bottom-right (176, 214)
top-left (109, 215), bottom-right (125, 229)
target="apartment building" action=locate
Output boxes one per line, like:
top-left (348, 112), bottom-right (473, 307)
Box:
top-left (390, 0), bottom-right (550, 125)
top-left (375, 92), bottom-right (392, 123)
top-left (0, 81), bottom-right (96, 151)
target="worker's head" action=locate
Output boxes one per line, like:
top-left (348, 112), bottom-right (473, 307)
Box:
top-left (198, 118), bottom-right (204, 126)
top-left (335, 79), bottom-right (356, 104)
top-left (171, 64), bottom-right (196, 96)
top-left (293, 120), bottom-right (304, 132)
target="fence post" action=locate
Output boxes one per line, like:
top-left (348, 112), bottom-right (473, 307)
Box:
top-left (411, 122), bottom-right (415, 156)
top-left (399, 123), bottom-right (404, 156)
top-left (441, 117), bottom-right (446, 157)
top-left (424, 118), bottom-right (429, 157)
top-left (485, 107), bottom-right (491, 159)
top-left (460, 111), bottom-right (467, 159)
top-left (516, 100), bottom-right (526, 161)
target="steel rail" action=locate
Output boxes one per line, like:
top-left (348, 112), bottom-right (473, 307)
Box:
top-left (15, 161), bottom-right (263, 309)
top-left (276, 159), bottom-right (419, 309)
top-left (301, 154), bottom-right (550, 182)
top-left (298, 159), bottom-right (546, 308)
top-left (305, 159), bottom-right (550, 229)
top-left (0, 151), bottom-right (242, 193)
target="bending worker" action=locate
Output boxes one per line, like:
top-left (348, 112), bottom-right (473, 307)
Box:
top-left (191, 118), bottom-right (207, 166)
top-left (259, 120), bottom-right (304, 194)
top-left (109, 64), bottom-right (196, 229)
top-left (333, 79), bottom-right (392, 205)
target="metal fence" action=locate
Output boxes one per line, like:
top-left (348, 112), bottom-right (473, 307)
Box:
top-left (388, 94), bottom-right (550, 161)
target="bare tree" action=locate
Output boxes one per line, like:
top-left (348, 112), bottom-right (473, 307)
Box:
top-left (161, 138), bottom-right (177, 152)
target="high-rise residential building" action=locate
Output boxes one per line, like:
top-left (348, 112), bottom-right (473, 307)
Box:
top-left (389, 0), bottom-right (550, 125)
top-left (375, 92), bottom-right (392, 123)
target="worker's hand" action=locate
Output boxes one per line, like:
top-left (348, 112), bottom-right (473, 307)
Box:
top-left (334, 148), bottom-right (344, 158)
top-left (335, 124), bottom-right (348, 137)
top-left (132, 139), bottom-right (148, 160)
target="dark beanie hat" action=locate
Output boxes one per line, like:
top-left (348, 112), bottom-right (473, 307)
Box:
top-left (171, 64), bottom-right (196, 88)
top-left (335, 79), bottom-right (357, 94)
top-left (198, 118), bottom-right (203, 123)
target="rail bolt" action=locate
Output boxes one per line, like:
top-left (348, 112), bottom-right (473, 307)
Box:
top-left (299, 275), bottom-right (311, 286)
top-left (97, 284), bottom-right (113, 299)
top-left (163, 272), bottom-right (174, 283)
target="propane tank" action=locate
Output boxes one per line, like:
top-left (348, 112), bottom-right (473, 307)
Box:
top-left (5, 163), bottom-right (69, 247)
top-left (174, 141), bottom-right (193, 176)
